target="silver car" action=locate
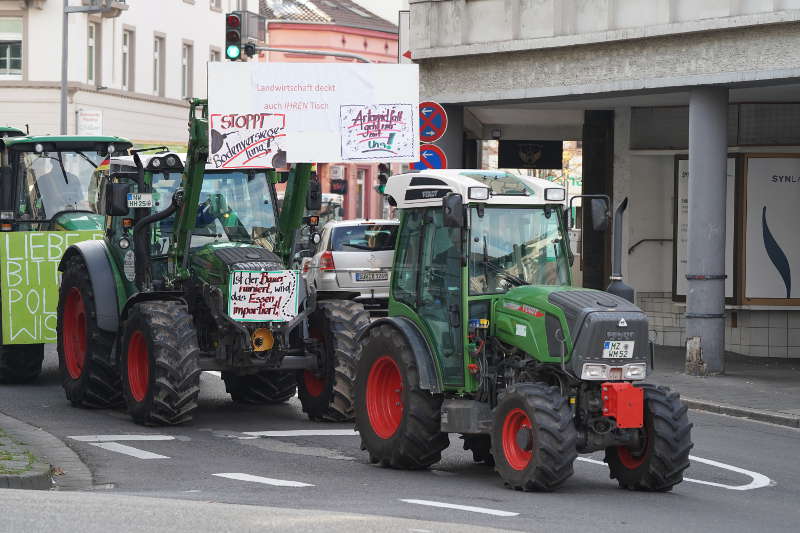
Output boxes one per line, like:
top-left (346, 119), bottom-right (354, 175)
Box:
top-left (304, 219), bottom-right (398, 315)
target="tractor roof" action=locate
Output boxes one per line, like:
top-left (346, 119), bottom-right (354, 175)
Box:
top-left (384, 169), bottom-right (566, 209)
top-left (111, 153), bottom-right (246, 172)
top-left (0, 127), bottom-right (25, 138)
top-left (2, 135), bottom-right (132, 153)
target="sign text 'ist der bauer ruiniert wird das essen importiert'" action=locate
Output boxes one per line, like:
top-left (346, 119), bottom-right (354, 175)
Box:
top-left (207, 63), bottom-right (420, 167)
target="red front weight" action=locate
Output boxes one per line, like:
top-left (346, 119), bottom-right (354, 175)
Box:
top-left (601, 382), bottom-right (644, 428)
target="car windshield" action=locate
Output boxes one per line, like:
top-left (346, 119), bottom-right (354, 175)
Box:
top-left (17, 150), bottom-right (104, 219)
top-left (152, 170), bottom-right (277, 251)
top-left (330, 224), bottom-right (397, 252)
top-left (468, 206), bottom-right (569, 294)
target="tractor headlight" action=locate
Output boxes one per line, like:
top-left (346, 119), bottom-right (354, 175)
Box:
top-left (623, 363), bottom-right (647, 380)
top-left (581, 363), bottom-right (609, 380)
top-left (545, 188), bottom-right (566, 201)
top-left (468, 187), bottom-right (490, 200)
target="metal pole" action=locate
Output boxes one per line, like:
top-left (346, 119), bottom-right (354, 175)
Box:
top-left (60, 0), bottom-right (69, 135)
top-left (685, 86), bottom-right (729, 375)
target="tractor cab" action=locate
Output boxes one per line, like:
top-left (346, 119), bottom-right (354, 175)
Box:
top-left (1, 136), bottom-right (131, 231)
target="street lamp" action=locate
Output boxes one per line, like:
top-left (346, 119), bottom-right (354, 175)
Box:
top-left (60, 0), bottom-right (128, 135)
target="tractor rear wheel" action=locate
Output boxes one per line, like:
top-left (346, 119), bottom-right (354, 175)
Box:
top-left (0, 344), bottom-right (44, 384)
top-left (222, 371), bottom-right (296, 404)
top-left (354, 324), bottom-right (449, 469)
top-left (605, 384), bottom-right (692, 491)
top-left (57, 255), bottom-right (121, 408)
top-left (298, 300), bottom-right (369, 422)
top-left (491, 383), bottom-right (577, 491)
top-left (121, 301), bottom-right (201, 426)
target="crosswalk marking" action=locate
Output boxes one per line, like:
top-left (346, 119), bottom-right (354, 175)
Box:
top-left (213, 472), bottom-right (314, 487)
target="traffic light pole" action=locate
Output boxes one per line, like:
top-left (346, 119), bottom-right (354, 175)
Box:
top-left (254, 46), bottom-right (372, 63)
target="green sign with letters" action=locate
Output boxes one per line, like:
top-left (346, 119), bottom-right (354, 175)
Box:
top-left (0, 231), bottom-right (103, 344)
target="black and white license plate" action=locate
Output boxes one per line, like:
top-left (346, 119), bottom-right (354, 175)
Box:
top-left (127, 193), bottom-right (153, 208)
top-left (355, 271), bottom-right (388, 282)
top-left (602, 341), bottom-right (635, 359)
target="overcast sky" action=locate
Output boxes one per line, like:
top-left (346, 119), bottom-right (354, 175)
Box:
top-left (351, 0), bottom-right (408, 24)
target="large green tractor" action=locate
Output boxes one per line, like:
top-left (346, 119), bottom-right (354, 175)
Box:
top-left (56, 100), bottom-right (368, 425)
top-left (0, 134), bottom-right (131, 383)
top-left (354, 170), bottom-right (692, 492)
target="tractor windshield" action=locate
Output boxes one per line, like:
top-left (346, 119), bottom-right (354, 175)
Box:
top-left (468, 206), bottom-right (569, 294)
top-left (16, 150), bottom-right (104, 220)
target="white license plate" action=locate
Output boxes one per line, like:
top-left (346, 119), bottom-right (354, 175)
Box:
top-left (603, 341), bottom-right (635, 359)
top-left (127, 193), bottom-right (153, 208)
top-left (355, 271), bottom-right (388, 282)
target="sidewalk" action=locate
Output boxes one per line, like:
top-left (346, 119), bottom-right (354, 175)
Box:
top-left (649, 345), bottom-right (800, 428)
top-left (0, 423), bottom-right (51, 490)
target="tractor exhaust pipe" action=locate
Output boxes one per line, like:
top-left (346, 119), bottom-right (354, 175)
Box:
top-left (606, 197), bottom-right (635, 303)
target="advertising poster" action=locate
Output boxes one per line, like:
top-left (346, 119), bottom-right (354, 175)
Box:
top-left (745, 156), bottom-right (800, 300)
top-left (674, 157), bottom-right (736, 298)
top-left (207, 63), bottom-right (420, 167)
top-left (0, 231), bottom-right (104, 344)
top-left (228, 270), bottom-right (299, 322)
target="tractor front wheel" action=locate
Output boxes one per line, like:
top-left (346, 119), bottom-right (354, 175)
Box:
top-left (298, 300), bottom-right (370, 421)
top-left (222, 371), bottom-right (296, 404)
top-left (491, 383), bottom-right (577, 491)
top-left (0, 344), bottom-right (44, 384)
top-left (121, 301), bottom-right (201, 426)
top-left (605, 384), bottom-right (693, 491)
top-left (354, 324), bottom-right (449, 469)
top-left (57, 255), bottom-right (121, 408)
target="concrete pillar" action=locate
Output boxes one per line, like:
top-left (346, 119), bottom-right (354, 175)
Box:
top-left (685, 87), bottom-right (728, 375)
top-left (438, 104), bottom-right (464, 168)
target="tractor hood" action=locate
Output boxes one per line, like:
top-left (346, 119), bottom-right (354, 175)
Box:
top-left (51, 212), bottom-right (104, 231)
top-left (189, 242), bottom-right (285, 286)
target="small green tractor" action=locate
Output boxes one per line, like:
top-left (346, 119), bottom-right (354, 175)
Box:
top-left (0, 133), bottom-right (131, 383)
top-left (354, 170), bottom-right (692, 492)
top-left (56, 100), bottom-right (368, 425)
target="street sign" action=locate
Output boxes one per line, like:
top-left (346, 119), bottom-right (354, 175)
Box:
top-left (411, 144), bottom-right (448, 170)
top-left (419, 101), bottom-right (448, 143)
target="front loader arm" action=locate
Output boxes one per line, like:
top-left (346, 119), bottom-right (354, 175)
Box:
top-left (275, 162), bottom-right (312, 267)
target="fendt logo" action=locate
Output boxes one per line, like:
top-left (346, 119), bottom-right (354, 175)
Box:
top-left (618, 318), bottom-right (628, 327)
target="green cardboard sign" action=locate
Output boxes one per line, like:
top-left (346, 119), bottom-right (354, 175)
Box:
top-left (0, 231), bottom-right (103, 344)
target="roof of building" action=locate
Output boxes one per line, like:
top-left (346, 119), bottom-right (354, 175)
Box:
top-left (259, 0), bottom-right (397, 34)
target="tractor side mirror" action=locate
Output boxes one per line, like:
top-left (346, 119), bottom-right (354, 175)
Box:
top-left (102, 182), bottom-right (131, 216)
top-left (0, 166), bottom-right (12, 210)
top-left (311, 232), bottom-right (321, 245)
top-left (442, 193), bottom-right (464, 228)
top-left (590, 198), bottom-right (610, 232)
top-left (307, 181), bottom-right (322, 211)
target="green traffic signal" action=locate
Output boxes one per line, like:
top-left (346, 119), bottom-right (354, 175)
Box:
top-left (226, 44), bottom-right (241, 60)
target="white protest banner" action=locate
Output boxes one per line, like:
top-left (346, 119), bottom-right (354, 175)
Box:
top-left (207, 62), bottom-right (419, 167)
top-left (228, 270), bottom-right (299, 322)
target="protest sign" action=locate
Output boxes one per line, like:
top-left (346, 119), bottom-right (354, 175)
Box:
top-left (228, 270), bottom-right (299, 322)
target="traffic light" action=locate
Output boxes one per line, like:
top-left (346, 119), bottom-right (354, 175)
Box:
top-left (225, 13), bottom-right (242, 60)
top-left (244, 42), bottom-right (257, 58)
top-left (375, 163), bottom-right (390, 194)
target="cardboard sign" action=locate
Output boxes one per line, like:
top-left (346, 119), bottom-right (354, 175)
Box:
top-left (0, 231), bottom-right (104, 344)
top-left (207, 62), bottom-right (420, 167)
top-left (228, 270), bottom-right (299, 322)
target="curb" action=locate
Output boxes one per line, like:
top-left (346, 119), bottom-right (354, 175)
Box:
top-left (683, 397), bottom-right (800, 428)
top-left (0, 459), bottom-right (52, 490)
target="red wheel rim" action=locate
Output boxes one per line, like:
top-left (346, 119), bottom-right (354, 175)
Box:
top-left (502, 408), bottom-right (533, 470)
top-left (366, 356), bottom-right (403, 439)
top-left (303, 371), bottom-right (325, 397)
top-left (617, 423), bottom-right (649, 469)
top-left (127, 331), bottom-right (149, 402)
top-left (62, 288), bottom-right (87, 380)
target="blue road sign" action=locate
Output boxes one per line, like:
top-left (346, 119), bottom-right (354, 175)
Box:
top-left (419, 101), bottom-right (448, 143)
top-left (411, 144), bottom-right (448, 170)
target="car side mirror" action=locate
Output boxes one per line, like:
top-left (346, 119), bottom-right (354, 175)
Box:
top-left (307, 180), bottom-right (322, 211)
top-left (102, 182), bottom-right (131, 216)
top-left (442, 193), bottom-right (464, 228)
top-left (590, 198), bottom-right (610, 232)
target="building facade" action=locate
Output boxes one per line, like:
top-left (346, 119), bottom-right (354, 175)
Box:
top-left (410, 0), bottom-right (800, 365)
top-left (0, 0), bottom-right (256, 145)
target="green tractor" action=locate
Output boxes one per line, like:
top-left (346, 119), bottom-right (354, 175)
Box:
top-left (0, 134), bottom-right (131, 384)
top-left (354, 170), bottom-right (692, 492)
top-left (56, 100), bottom-right (368, 425)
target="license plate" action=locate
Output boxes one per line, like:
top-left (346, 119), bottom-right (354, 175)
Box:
top-left (127, 193), bottom-right (153, 208)
top-left (355, 271), bottom-right (388, 282)
top-left (603, 341), bottom-right (635, 359)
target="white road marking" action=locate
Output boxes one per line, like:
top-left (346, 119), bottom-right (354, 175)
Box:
top-left (577, 455), bottom-right (773, 491)
top-left (242, 429), bottom-right (358, 438)
top-left (213, 473), bottom-right (314, 487)
top-left (204, 371), bottom-right (222, 377)
top-left (401, 499), bottom-right (518, 517)
top-left (69, 435), bottom-right (175, 442)
top-left (88, 442), bottom-right (169, 460)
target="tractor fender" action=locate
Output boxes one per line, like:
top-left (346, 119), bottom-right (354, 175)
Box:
top-left (59, 240), bottom-right (120, 333)
top-left (119, 292), bottom-right (187, 325)
top-left (357, 316), bottom-right (442, 394)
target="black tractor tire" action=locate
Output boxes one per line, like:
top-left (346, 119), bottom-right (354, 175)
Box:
top-left (354, 324), bottom-right (449, 469)
top-left (57, 255), bottom-right (122, 408)
top-left (222, 371), bottom-right (296, 404)
top-left (298, 300), bottom-right (370, 422)
top-left (462, 434), bottom-right (495, 466)
top-left (121, 301), bottom-right (201, 426)
top-left (491, 383), bottom-right (577, 492)
top-left (605, 384), bottom-right (693, 491)
top-left (0, 344), bottom-right (44, 384)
